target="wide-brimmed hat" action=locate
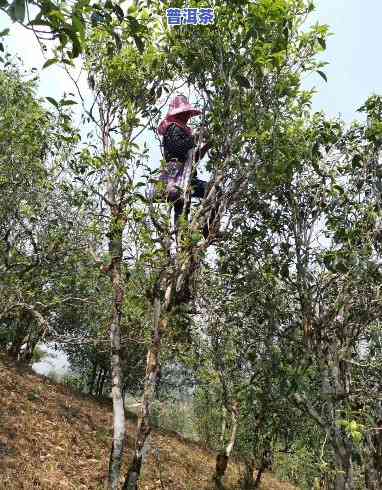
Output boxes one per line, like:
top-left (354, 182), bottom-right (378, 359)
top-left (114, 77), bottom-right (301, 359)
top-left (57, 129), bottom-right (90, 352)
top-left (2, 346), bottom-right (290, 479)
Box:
top-left (167, 95), bottom-right (202, 117)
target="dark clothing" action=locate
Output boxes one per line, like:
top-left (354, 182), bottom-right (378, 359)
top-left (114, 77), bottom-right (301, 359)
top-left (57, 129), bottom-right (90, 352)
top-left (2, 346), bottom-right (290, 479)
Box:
top-left (174, 177), bottom-right (212, 240)
top-left (161, 123), bottom-right (213, 240)
top-left (162, 123), bottom-right (210, 165)
top-left (161, 122), bottom-right (207, 201)
top-left (190, 176), bottom-right (207, 199)
top-left (173, 177), bottom-right (207, 219)
top-left (163, 124), bottom-right (195, 163)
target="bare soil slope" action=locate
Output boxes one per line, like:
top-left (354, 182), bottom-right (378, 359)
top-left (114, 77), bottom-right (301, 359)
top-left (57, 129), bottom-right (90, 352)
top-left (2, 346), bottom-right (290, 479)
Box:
top-left (0, 354), bottom-right (296, 489)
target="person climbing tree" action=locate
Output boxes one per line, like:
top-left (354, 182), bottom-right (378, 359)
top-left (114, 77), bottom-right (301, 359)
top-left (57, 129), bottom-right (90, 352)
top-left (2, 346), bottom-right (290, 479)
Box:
top-left (156, 94), bottom-right (212, 239)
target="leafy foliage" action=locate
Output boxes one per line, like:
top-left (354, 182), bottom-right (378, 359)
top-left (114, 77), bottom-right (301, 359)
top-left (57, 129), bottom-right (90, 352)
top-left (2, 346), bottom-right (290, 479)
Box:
top-left (1, 2), bottom-right (382, 489)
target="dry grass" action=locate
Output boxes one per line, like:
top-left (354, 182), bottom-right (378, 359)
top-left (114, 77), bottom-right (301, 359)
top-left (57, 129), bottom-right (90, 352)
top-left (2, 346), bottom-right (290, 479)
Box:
top-left (0, 354), bottom-right (296, 490)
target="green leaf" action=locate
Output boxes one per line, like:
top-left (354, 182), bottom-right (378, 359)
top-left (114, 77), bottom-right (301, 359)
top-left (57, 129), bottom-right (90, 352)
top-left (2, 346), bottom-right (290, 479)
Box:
top-left (63, 26), bottom-right (82, 58)
top-left (318, 37), bottom-right (326, 50)
top-left (60, 100), bottom-right (77, 106)
top-left (317, 70), bottom-right (327, 82)
top-left (191, 232), bottom-right (202, 244)
top-left (46, 96), bottom-right (59, 109)
top-left (62, 57), bottom-right (75, 66)
top-left (112, 31), bottom-right (122, 51)
top-left (71, 34), bottom-right (82, 58)
top-left (323, 254), bottom-right (334, 271)
top-left (113, 4), bottom-right (124, 22)
top-left (351, 154), bottom-right (362, 168)
top-left (42, 58), bottom-right (58, 69)
top-left (236, 75), bottom-right (251, 89)
top-left (127, 15), bottom-right (141, 33)
top-left (28, 18), bottom-right (50, 27)
top-left (352, 431), bottom-right (363, 443)
top-left (12, 0), bottom-right (25, 22)
top-left (133, 35), bottom-right (144, 53)
top-left (333, 184), bottom-right (344, 194)
top-left (0, 28), bottom-right (10, 37)
top-left (0, 43), bottom-right (3, 52)
top-left (333, 259), bottom-right (348, 273)
top-left (72, 14), bottom-right (85, 39)
top-left (106, 42), bottom-right (114, 57)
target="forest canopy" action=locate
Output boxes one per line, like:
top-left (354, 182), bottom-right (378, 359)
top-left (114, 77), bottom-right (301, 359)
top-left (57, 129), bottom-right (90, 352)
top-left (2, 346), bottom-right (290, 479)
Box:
top-left (0, 1), bottom-right (381, 489)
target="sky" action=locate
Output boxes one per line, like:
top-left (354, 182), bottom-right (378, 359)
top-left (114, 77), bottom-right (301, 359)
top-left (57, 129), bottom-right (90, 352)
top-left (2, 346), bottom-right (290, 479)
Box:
top-left (306, 0), bottom-right (382, 121)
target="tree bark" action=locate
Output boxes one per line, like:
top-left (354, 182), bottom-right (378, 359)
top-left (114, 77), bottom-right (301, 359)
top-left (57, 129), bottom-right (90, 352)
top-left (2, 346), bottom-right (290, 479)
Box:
top-left (8, 319), bottom-right (27, 359)
top-left (214, 453), bottom-right (229, 490)
top-left (220, 406), bottom-right (227, 445)
top-left (213, 401), bottom-right (240, 489)
top-left (88, 362), bottom-right (98, 395)
top-left (363, 413), bottom-right (382, 489)
top-left (253, 467), bottom-right (264, 489)
top-left (123, 292), bottom-right (168, 490)
top-left (333, 438), bottom-right (354, 490)
top-left (123, 145), bottom-right (223, 489)
top-left (241, 458), bottom-right (255, 489)
top-left (253, 449), bottom-right (273, 489)
top-left (96, 368), bottom-right (106, 398)
top-left (99, 368), bottom-right (106, 397)
top-left (23, 334), bottom-right (39, 363)
top-left (96, 368), bottom-right (102, 396)
top-left (107, 221), bottom-right (126, 490)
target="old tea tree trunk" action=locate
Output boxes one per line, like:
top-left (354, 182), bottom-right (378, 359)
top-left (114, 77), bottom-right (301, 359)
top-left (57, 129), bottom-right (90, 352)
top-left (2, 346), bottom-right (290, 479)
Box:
top-left (123, 284), bottom-right (171, 490)
top-left (214, 402), bottom-right (240, 489)
top-left (107, 207), bottom-right (127, 490)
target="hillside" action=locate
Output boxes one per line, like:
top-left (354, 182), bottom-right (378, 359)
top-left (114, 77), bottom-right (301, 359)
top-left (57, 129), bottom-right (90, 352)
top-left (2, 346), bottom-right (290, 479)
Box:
top-left (0, 354), bottom-right (296, 490)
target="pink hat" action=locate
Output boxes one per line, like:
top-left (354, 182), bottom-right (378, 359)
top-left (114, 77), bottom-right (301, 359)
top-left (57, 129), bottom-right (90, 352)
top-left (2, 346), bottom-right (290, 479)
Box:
top-left (167, 95), bottom-right (201, 117)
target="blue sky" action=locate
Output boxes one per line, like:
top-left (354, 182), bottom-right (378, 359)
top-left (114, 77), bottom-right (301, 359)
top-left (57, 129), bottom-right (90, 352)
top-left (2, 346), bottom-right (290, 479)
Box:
top-left (306, 0), bottom-right (382, 121)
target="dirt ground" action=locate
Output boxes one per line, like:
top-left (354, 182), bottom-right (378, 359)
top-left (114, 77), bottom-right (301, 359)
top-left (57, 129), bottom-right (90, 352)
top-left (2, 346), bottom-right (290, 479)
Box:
top-left (0, 354), bottom-right (297, 489)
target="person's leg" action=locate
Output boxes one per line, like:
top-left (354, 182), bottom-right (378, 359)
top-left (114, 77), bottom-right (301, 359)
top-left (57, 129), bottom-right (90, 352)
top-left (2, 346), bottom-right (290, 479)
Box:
top-left (173, 197), bottom-right (184, 236)
top-left (191, 178), bottom-right (218, 239)
top-left (191, 177), bottom-right (207, 199)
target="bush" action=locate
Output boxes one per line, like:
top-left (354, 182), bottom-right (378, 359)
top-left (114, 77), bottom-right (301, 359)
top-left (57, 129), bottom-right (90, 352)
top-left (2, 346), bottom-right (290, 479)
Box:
top-left (150, 398), bottom-right (196, 439)
top-left (62, 374), bottom-right (85, 392)
top-left (273, 446), bottom-right (319, 490)
top-left (192, 387), bottom-right (223, 449)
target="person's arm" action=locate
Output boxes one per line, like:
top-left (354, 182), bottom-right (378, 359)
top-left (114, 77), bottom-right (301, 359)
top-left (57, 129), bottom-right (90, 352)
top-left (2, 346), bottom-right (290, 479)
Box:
top-left (195, 142), bottom-right (211, 162)
top-left (194, 126), bottom-right (212, 162)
